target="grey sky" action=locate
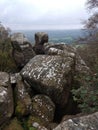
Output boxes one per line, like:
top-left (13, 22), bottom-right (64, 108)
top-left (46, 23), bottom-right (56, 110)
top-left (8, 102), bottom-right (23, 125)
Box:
top-left (0, 0), bottom-right (88, 30)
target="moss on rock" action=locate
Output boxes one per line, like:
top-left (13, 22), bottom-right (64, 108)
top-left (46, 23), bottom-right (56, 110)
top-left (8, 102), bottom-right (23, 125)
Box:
top-left (3, 118), bottom-right (24, 130)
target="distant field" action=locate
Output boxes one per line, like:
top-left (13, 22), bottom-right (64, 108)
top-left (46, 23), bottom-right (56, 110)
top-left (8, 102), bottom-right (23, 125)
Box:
top-left (12, 29), bottom-right (87, 44)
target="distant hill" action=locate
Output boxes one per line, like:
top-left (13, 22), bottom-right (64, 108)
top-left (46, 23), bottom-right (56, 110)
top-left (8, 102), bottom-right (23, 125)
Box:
top-left (12, 29), bottom-right (87, 44)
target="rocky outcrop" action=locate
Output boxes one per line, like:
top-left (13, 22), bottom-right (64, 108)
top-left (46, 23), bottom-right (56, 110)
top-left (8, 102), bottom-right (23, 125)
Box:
top-left (11, 33), bottom-right (35, 69)
top-left (21, 43), bottom-right (90, 108)
top-left (53, 112), bottom-right (98, 130)
top-left (0, 72), bottom-right (14, 125)
top-left (21, 54), bottom-right (74, 107)
top-left (0, 32), bottom-right (95, 130)
top-left (33, 32), bottom-right (48, 54)
top-left (44, 43), bottom-right (76, 56)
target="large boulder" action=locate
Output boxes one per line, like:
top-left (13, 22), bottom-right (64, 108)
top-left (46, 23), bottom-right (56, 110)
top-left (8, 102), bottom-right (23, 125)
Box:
top-left (21, 54), bottom-right (74, 107)
top-left (33, 32), bottom-right (48, 54)
top-left (11, 33), bottom-right (35, 69)
top-left (53, 112), bottom-right (98, 130)
top-left (0, 72), bottom-right (14, 125)
top-left (21, 44), bottom-right (90, 108)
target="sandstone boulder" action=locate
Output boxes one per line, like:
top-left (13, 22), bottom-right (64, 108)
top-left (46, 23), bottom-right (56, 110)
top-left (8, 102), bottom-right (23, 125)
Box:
top-left (0, 72), bottom-right (14, 125)
top-left (21, 42), bottom-right (90, 115)
top-left (32, 95), bottom-right (55, 123)
top-left (53, 112), bottom-right (98, 130)
top-left (21, 54), bottom-right (74, 107)
top-left (33, 32), bottom-right (48, 54)
top-left (27, 95), bottom-right (55, 129)
top-left (44, 43), bottom-right (76, 56)
top-left (11, 33), bottom-right (35, 69)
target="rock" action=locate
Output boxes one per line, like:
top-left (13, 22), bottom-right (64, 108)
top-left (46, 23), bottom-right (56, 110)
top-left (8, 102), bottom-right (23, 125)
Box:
top-left (15, 73), bottom-right (32, 116)
top-left (21, 54), bottom-right (74, 107)
top-left (61, 113), bottom-right (83, 122)
top-left (31, 95), bottom-right (55, 123)
top-left (47, 123), bottom-right (58, 130)
top-left (11, 33), bottom-right (35, 69)
top-left (21, 43), bottom-right (91, 119)
top-left (27, 95), bottom-right (55, 129)
top-left (10, 73), bottom-right (17, 84)
top-left (44, 43), bottom-right (76, 56)
top-left (0, 72), bottom-right (14, 125)
top-left (33, 32), bottom-right (48, 54)
top-left (53, 112), bottom-right (98, 130)
top-left (3, 118), bottom-right (24, 130)
top-left (35, 32), bottom-right (48, 45)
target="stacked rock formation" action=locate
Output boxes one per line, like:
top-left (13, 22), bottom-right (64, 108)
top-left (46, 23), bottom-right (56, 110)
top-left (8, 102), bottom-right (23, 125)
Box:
top-left (33, 32), bottom-right (48, 54)
top-left (0, 32), bottom-right (97, 130)
top-left (11, 33), bottom-right (35, 69)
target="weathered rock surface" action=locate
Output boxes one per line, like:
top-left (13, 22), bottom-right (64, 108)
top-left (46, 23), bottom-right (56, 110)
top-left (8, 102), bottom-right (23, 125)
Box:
top-left (3, 118), bottom-right (24, 130)
top-left (0, 32), bottom-right (94, 129)
top-left (0, 72), bottom-right (14, 125)
top-left (21, 54), bottom-right (74, 107)
top-left (11, 33), bottom-right (35, 69)
top-left (15, 74), bottom-right (32, 116)
top-left (27, 95), bottom-right (55, 129)
top-left (32, 95), bottom-right (55, 123)
top-left (44, 43), bottom-right (76, 56)
top-left (53, 112), bottom-right (98, 130)
top-left (33, 32), bottom-right (48, 54)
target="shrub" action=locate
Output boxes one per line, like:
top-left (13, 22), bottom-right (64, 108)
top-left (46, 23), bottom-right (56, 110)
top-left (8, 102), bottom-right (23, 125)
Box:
top-left (77, 43), bottom-right (98, 73)
top-left (72, 70), bottom-right (98, 114)
top-left (0, 24), bottom-right (17, 72)
top-left (74, 39), bottom-right (98, 113)
top-left (0, 38), bottom-right (17, 72)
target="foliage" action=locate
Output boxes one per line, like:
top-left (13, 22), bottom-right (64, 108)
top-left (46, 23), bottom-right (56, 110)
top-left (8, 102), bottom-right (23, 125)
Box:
top-left (77, 43), bottom-right (98, 73)
top-left (74, 36), bottom-right (98, 114)
top-left (29, 127), bottom-right (37, 130)
top-left (86, 0), bottom-right (98, 9)
top-left (72, 73), bottom-right (98, 113)
top-left (83, 0), bottom-right (98, 35)
top-left (0, 23), bottom-right (17, 72)
top-left (82, 0), bottom-right (98, 42)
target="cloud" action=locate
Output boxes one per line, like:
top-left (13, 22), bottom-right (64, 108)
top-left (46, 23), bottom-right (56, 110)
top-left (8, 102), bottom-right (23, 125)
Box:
top-left (0, 0), bottom-right (88, 30)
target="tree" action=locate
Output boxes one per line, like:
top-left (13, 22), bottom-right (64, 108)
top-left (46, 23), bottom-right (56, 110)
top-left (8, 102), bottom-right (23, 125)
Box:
top-left (77, 0), bottom-right (98, 71)
top-left (0, 23), bottom-right (17, 72)
top-left (85, 0), bottom-right (98, 30)
top-left (0, 23), bottom-right (9, 40)
top-left (87, 0), bottom-right (98, 9)
top-left (72, 0), bottom-right (98, 114)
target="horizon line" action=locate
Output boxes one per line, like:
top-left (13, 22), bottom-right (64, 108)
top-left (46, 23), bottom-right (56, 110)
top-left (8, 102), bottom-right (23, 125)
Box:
top-left (12, 28), bottom-right (83, 31)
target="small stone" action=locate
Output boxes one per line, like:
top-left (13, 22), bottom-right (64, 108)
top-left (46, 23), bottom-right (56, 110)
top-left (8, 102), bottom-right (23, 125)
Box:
top-left (33, 122), bottom-right (39, 128)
